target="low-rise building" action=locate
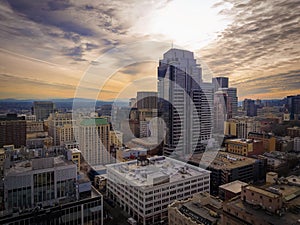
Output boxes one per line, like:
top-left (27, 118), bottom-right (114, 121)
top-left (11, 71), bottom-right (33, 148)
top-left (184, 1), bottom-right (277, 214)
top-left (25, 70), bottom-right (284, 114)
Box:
top-left (248, 132), bottom-right (276, 152)
top-left (226, 138), bottom-right (264, 156)
top-left (219, 180), bottom-right (248, 201)
top-left (287, 126), bottom-right (300, 138)
top-left (107, 156), bottom-right (211, 225)
top-left (189, 151), bottom-right (266, 196)
top-left (223, 176), bottom-right (300, 225)
top-left (168, 192), bottom-right (223, 225)
top-left (3, 156), bottom-right (77, 213)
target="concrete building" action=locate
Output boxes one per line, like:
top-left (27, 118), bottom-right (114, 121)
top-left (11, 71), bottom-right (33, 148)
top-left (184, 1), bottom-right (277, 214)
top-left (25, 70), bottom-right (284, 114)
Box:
top-left (226, 138), bottom-right (264, 156)
top-left (33, 101), bottom-right (54, 121)
top-left (47, 112), bottom-right (75, 146)
top-left (66, 148), bottom-right (81, 170)
top-left (116, 147), bottom-right (147, 162)
top-left (26, 121), bottom-right (44, 133)
top-left (212, 77), bottom-right (229, 90)
top-left (243, 99), bottom-right (257, 117)
top-left (294, 137), bottom-right (300, 152)
top-left (136, 91), bottom-right (158, 110)
top-left (287, 126), bottom-right (300, 138)
top-left (248, 132), bottom-right (276, 152)
top-left (168, 192), bottom-right (223, 225)
top-left (225, 117), bottom-right (261, 139)
top-left (158, 48), bottom-right (213, 157)
top-left (109, 130), bottom-right (123, 148)
top-left (0, 189), bottom-right (103, 225)
top-left (3, 156), bottom-right (77, 212)
top-left (0, 114), bottom-right (26, 148)
top-left (78, 118), bottom-right (114, 166)
top-left (106, 155), bottom-right (211, 225)
top-left (189, 152), bottom-right (266, 196)
top-left (223, 176), bottom-right (300, 225)
top-left (287, 94), bottom-right (300, 120)
top-left (219, 180), bottom-right (247, 201)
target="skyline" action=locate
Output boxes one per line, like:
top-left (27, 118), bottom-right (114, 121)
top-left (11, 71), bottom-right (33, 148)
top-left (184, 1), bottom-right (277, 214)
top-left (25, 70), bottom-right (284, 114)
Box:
top-left (0, 0), bottom-right (299, 101)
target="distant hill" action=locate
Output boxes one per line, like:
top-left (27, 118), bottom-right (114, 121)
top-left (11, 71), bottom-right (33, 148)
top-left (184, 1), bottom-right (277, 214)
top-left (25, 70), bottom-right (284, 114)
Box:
top-left (0, 98), bottom-right (129, 112)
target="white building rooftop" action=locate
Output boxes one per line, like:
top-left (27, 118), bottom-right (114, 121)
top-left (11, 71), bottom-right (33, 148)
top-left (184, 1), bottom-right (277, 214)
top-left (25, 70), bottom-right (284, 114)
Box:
top-left (107, 156), bottom-right (210, 188)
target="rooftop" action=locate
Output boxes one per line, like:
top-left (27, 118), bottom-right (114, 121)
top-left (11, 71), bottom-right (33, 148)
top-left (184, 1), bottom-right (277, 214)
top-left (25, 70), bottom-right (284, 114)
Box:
top-left (6, 156), bottom-right (75, 175)
top-left (107, 156), bottom-right (210, 188)
top-left (219, 180), bottom-right (248, 194)
top-left (190, 151), bottom-right (257, 170)
top-left (170, 192), bottom-right (222, 225)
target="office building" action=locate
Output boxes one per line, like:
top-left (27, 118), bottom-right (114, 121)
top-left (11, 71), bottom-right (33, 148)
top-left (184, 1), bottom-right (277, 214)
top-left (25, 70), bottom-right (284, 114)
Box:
top-left (243, 99), bottom-right (257, 117)
top-left (223, 176), bottom-right (300, 225)
top-left (294, 137), bottom-right (300, 152)
top-left (0, 194), bottom-right (103, 225)
top-left (33, 101), bottom-right (55, 121)
top-left (287, 94), bottom-right (300, 120)
top-left (78, 118), bottom-right (114, 166)
top-left (3, 156), bottom-right (77, 212)
top-left (168, 192), bottom-right (223, 225)
top-left (47, 112), bottom-right (75, 146)
top-left (136, 91), bottom-right (158, 110)
top-left (106, 155), bottom-right (211, 225)
top-left (0, 114), bottom-right (26, 148)
top-left (248, 132), bottom-right (276, 152)
top-left (189, 151), bottom-right (266, 195)
top-left (158, 48), bottom-right (212, 157)
top-left (226, 138), bottom-right (264, 156)
top-left (287, 126), bottom-right (300, 138)
top-left (225, 117), bottom-right (261, 139)
top-left (212, 77), bottom-right (229, 90)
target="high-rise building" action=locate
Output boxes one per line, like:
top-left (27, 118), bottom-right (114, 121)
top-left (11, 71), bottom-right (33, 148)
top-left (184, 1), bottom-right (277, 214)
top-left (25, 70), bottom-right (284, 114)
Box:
top-left (225, 117), bottom-right (261, 139)
top-left (287, 94), bottom-right (300, 120)
top-left (0, 114), bottom-right (26, 148)
top-left (225, 87), bottom-right (238, 118)
top-left (243, 99), bottom-right (257, 117)
top-left (47, 112), bottom-right (75, 146)
top-left (212, 77), bottom-right (238, 120)
top-left (33, 101), bottom-right (55, 121)
top-left (212, 77), bottom-right (229, 90)
top-left (158, 48), bottom-right (212, 157)
top-left (78, 118), bottom-right (114, 165)
top-left (136, 91), bottom-right (158, 110)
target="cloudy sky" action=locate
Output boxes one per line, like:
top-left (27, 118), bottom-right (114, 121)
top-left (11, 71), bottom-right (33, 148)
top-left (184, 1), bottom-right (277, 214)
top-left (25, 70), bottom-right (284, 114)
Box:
top-left (0, 0), bottom-right (299, 101)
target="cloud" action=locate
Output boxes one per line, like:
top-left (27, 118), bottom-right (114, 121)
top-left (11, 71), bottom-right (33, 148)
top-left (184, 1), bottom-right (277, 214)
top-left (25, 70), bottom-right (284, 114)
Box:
top-left (199, 0), bottom-right (300, 99)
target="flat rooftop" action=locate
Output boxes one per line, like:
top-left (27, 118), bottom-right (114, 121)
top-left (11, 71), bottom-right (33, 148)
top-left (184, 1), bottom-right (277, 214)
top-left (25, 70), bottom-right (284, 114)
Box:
top-left (107, 156), bottom-right (210, 188)
top-left (219, 180), bottom-right (248, 194)
top-left (226, 189), bottom-right (300, 224)
top-left (6, 156), bottom-right (75, 175)
top-left (190, 151), bottom-right (257, 170)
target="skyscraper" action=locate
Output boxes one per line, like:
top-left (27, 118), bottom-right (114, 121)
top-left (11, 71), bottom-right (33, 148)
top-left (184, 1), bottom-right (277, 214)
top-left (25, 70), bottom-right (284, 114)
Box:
top-left (212, 77), bottom-right (238, 119)
top-left (33, 101), bottom-right (55, 121)
top-left (212, 77), bottom-right (229, 91)
top-left (157, 48), bottom-right (212, 157)
top-left (78, 118), bottom-right (114, 165)
top-left (243, 98), bottom-right (257, 117)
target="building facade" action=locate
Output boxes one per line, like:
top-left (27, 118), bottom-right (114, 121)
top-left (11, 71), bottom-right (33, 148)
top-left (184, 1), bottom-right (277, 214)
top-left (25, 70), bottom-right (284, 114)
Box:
top-left (78, 118), bottom-right (113, 166)
top-left (33, 101), bottom-right (55, 121)
top-left (158, 48), bottom-right (212, 157)
top-left (107, 156), bottom-right (211, 225)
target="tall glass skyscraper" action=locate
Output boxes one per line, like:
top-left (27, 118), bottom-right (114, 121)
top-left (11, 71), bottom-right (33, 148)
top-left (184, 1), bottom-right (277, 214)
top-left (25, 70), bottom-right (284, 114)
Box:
top-left (157, 48), bottom-right (212, 158)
